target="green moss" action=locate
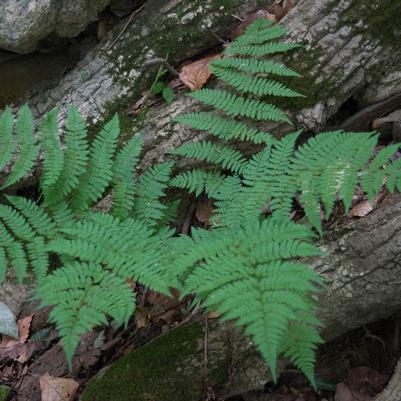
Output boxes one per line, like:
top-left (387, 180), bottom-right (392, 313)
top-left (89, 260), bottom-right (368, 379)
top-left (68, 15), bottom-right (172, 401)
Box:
top-left (0, 385), bottom-right (10, 401)
top-left (337, 0), bottom-right (401, 47)
top-left (81, 322), bottom-right (205, 401)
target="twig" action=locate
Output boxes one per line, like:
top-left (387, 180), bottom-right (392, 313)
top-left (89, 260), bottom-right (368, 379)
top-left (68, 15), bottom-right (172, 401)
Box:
top-left (181, 202), bottom-right (196, 234)
top-left (106, 4), bottom-right (146, 51)
top-left (143, 58), bottom-right (179, 77)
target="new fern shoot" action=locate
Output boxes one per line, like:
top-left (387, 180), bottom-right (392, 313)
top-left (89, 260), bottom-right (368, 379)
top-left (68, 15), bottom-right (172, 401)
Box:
top-left (0, 17), bottom-right (400, 386)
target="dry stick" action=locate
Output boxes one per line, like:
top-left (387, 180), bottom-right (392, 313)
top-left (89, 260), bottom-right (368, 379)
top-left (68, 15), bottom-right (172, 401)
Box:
top-left (106, 3), bottom-right (146, 51)
top-left (181, 202), bottom-right (196, 235)
top-left (143, 58), bottom-right (180, 77)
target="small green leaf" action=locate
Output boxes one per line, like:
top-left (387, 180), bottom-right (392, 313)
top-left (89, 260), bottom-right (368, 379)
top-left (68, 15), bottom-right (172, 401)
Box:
top-left (0, 301), bottom-right (19, 339)
top-left (162, 86), bottom-right (175, 104)
top-left (150, 81), bottom-right (165, 95)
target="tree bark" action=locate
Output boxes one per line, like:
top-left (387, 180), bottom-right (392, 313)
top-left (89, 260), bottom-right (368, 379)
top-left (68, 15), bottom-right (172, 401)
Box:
top-left (78, 194), bottom-right (401, 401)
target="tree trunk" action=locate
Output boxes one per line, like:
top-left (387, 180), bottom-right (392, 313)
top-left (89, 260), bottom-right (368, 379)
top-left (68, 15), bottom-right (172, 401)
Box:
top-left (78, 194), bottom-right (401, 401)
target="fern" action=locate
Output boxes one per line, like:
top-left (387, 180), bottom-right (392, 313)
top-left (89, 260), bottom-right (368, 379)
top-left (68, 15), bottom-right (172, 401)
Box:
top-left (43, 106), bottom-right (89, 205)
top-left (0, 107), bottom-right (16, 172)
top-left (112, 134), bottom-right (142, 219)
top-left (2, 105), bottom-right (39, 189)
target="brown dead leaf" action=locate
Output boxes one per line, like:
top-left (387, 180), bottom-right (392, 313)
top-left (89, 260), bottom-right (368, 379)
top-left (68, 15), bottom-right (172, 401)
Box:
top-left (196, 200), bottom-right (214, 225)
top-left (40, 374), bottom-right (79, 401)
top-left (0, 314), bottom-right (33, 349)
top-left (179, 54), bottom-right (221, 91)
top-left (334, 383), bottom-right (355, 401)
top-left (230, 10), bottom-right (276, 38)
top-left (97, 15), bottom-right (111, 41)
top-left (268, 0), bottom-right (295, 21)
top-left (349, 201), bottom-right (373, 218)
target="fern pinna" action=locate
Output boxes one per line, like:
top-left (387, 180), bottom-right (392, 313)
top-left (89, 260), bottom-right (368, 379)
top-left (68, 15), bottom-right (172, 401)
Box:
top-left (171, 17), bottom-right (401, 382)
top-left (0, 105), bottom-right (174, 363)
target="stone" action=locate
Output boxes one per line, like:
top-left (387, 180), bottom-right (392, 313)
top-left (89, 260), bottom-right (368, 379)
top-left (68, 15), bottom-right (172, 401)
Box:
top-left (0, 0), bottom-right (111, 53)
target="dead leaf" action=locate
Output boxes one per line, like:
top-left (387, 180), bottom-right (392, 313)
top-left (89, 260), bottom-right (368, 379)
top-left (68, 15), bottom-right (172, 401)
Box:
top-left (0, 314), bottom-right (33, 349)
top-left (230, 10), bottom-right (276, 38)
top-left (349, 201), bottom-right (373, 218)
top-left (268, 0), bottom-right (295, 21)
top-left (40, 374), bottom-right (79, 401)
top-left (207, 311), bottom-right (222, 319)
top-left (179, 54), bottom-right (221, 90)
top-left (97, 15), bottom-right (111, 41)
top-left (195, 200), bottom-right (214, 225)
top-left (334, 383), bottom-right (355, 401)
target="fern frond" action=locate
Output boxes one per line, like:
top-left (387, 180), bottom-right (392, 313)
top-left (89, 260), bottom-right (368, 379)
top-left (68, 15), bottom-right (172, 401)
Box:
top-left (184, 219), bottom-right (322, 380)
top-left (0, 223), bottom-right (28, 283)
top-left (386, 157), bottom-right (401, 193)
top-left (232, 23), bottom-right (288, 46)
top-left (173, 141), bottom-right (246, 174)
top-left (189, 89), bottom-right (291, 124)
top-left (0, 247), bottom-right (6, 283)
top-left (39, 108), bottom-right (64, 190)
top-left (47, 214), bottom-right (172, 293)
top-left (36, 261), bottom-right (135, 365)
top-left (360, 144), bottom-right (400, 201)
top-left (6, 195), bottom-right (57, 238)
top-left (170, 170), bottom-right (226, 197)
top-left (211, 65), bottom-right (303, 98)
top-left (212, 58), bottom-right (300, 77)
top-left (27, 237), bottom-right (49, 284)
top-left (224, 42), bottom-right (301, 57)
top-left (0, 107), bottom-right (16, 171)
top-left (174, 112), bottom-right (273, 144)
top-left (44, 106), bottom-right (89, 205)
top-left (0, 204), bottom-right (35, 241)
top-left (112, 134), bottom-right (142, 219)
top-left (132, 162), bottom-right (173, 227)
top-left (266, 132), bottom-right (300, 219)
top-left (71, 115), bottom-right (120, 210)
top-left (2, 105), bottom-right (38, 189)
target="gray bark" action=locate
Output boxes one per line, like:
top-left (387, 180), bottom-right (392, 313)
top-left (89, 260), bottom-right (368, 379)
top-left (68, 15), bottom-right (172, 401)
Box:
top-left (79, 194), bottom-right (401, 401)
top-left (24, 0), bottom-right (270, 124)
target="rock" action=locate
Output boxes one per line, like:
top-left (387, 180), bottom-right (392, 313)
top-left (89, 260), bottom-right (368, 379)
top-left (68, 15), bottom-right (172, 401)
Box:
top-left (110, 0), bottom-right (138, 17)
top-left (0, 0), bottom-right (111, 53)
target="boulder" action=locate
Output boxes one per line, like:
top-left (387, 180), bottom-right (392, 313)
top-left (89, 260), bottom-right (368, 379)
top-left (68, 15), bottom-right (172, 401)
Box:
top-left (0, 0), bottom-right (111, 53)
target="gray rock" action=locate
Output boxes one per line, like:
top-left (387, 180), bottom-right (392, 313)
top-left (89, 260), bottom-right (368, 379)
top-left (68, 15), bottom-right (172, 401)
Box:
top-left (0, 0), bottom-right (111, 53)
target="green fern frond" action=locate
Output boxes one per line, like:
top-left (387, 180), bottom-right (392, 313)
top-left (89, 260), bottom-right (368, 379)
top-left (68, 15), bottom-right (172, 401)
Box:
top-left (232, 22), bottom-right (288, 46)
top-left (71, 114), bottom-right (120, 210)
top-left (0, 204), bottom-right (35, 241)
top-left (211, 65), bottom-right (303, 98)
top-left (173, 141), bottom-right (246, 174)
top-left (27, 237), bottom-right (49, 284)
top-left (0, 222), bottom-right (28, 283)
top-left (44, 106), bottom-right (89, 205)
top-left (225, 42), bottom-right (301, 57)
top-left (132, 162), bottom-right (173, 227)
top-left (2, 105), bottom-right (39, 189)
top-left (6, 195), bottom-right (57, 238)
top-left (170, 170), bottom-right (226, 197)
top-left (112, 134), bottom-right (142, 219)
top-left (39, 108), bottom-right (64, 190)
top-left (386, 157), bottom-right (401, 193)
top-left (212, 58), bottom-right (300, 77)
top-left (184, 219), bottom-right (322, 380)
top-left (266, 132), bottom-right (300, 219)
top-left (189, 89), bottom-right (291, 124)
top-left (0, 107), bottom-right (16, 171)
top-left (0, 247), bottom-right (7, 283)
top-left (174, 112), bottom-right (273, 144)
top-left (360, 144), bottom-right (400, 201)
top-left (36, 261), bottom-right (135, 365)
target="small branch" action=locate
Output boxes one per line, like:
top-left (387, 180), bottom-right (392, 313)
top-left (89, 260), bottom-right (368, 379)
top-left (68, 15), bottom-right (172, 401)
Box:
top-left (143, 58), bottom-right (180, 77)
top-left (106, 4), bottom-right (146, 51)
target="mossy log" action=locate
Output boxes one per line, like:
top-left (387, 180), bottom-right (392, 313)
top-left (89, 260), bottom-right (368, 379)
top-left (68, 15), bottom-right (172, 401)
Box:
top-left (80, 194), bottom-right (401, 401)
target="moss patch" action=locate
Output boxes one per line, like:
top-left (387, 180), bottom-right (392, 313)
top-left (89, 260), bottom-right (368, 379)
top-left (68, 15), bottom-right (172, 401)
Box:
top-left (81, 322), bottom-right (206, 401)
top-left (0, 385), bottom-right (10, 401)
